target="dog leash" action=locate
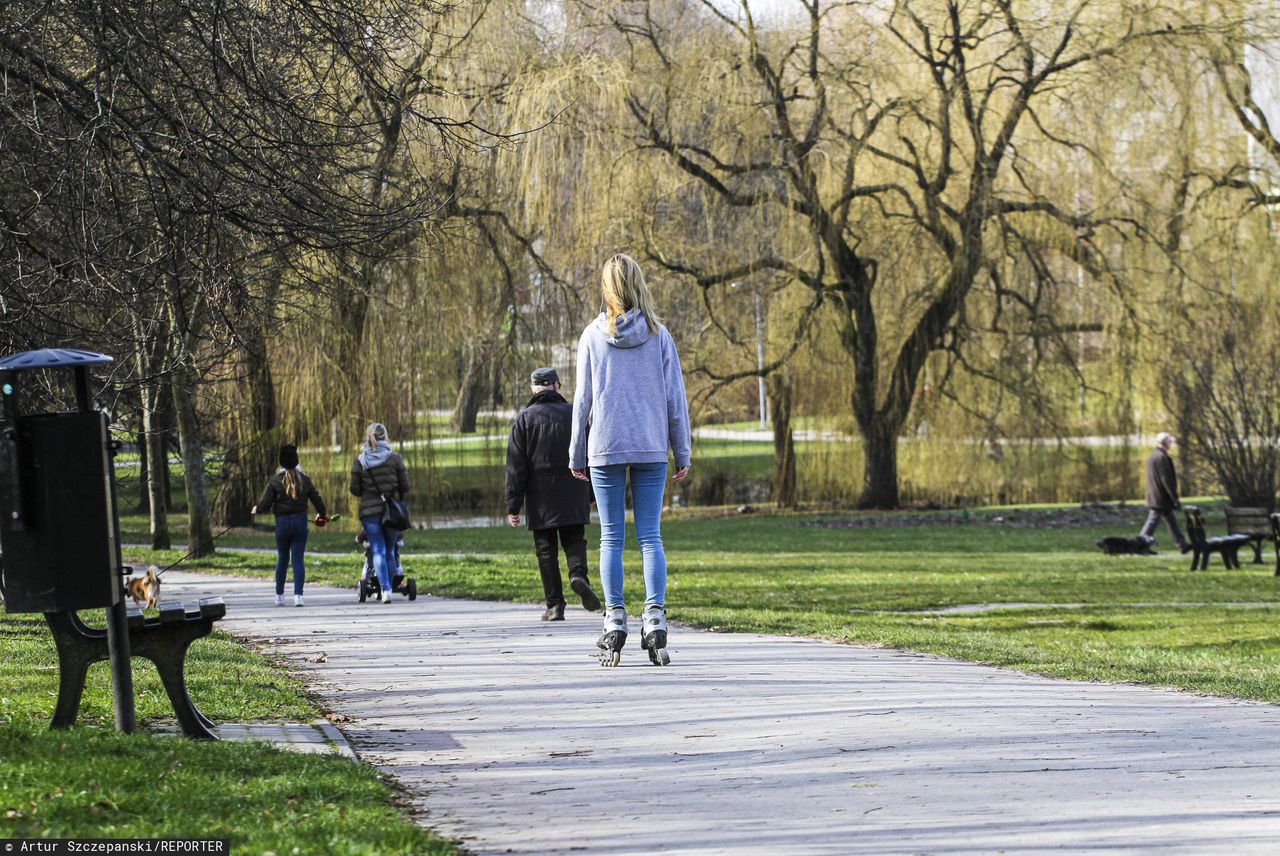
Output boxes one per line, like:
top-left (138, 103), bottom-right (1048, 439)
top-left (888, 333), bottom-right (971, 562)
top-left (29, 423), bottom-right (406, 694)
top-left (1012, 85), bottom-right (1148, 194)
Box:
top-left (151, 513), bottom-right (340, 577)
top-left (153, 524), bottom-right (236, 578)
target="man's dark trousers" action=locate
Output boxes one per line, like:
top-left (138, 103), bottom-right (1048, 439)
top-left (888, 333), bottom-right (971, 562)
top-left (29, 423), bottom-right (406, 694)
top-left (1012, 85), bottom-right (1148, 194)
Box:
top-left (533, 524), bottom-right (588, 608)
top-left (1139, 508), bottom-right (1187, 549)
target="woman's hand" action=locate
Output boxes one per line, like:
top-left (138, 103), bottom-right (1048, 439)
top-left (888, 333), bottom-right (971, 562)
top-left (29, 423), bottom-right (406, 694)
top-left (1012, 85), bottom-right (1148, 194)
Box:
top-left (507, 513), bottom-right (521, 527)
top-left (571, 468), bottom-right (589, 481)
top-left (673, 466), bottom-right (690, 483)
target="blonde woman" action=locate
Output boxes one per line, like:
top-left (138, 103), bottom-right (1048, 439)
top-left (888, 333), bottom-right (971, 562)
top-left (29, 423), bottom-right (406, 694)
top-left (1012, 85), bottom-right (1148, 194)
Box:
top-left (569, 253), bottom-right (691, 666)
top-left (349, 422), bottom-right (411, 603)
top-left (252, 444), bottom-right (328, 606)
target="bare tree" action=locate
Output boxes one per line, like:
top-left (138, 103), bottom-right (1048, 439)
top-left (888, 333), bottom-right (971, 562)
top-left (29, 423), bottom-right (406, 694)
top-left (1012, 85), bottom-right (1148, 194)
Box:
top-left (0, 0), bottom-right (476, 546)
top-left (1160, 9), bottom-right (1280, 511)
top-left (1167, 311), bottom-right (1280, 509)
top-left (595, 0), bottom-right (1200, 506)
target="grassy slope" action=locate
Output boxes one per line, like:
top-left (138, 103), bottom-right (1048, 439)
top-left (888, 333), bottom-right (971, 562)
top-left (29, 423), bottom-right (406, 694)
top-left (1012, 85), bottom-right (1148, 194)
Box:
top-left (120, 507), bottom-right (1280, 703)
top-left (0, 613), bottom-right (455, 853)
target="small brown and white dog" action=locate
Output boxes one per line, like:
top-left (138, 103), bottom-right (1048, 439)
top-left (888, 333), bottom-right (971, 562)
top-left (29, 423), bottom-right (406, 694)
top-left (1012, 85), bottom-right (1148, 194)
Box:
top-left (124, 566), bottom-right (162, 609)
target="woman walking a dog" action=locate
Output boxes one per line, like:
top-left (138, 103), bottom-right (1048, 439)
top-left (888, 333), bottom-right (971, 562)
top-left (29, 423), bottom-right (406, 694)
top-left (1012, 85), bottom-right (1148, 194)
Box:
top-left (569, 253), bottom-right (691, 667)
top-left (252, 444), bottom-right (328, 606)
top-left (350, 422), bottom-right (411, 604)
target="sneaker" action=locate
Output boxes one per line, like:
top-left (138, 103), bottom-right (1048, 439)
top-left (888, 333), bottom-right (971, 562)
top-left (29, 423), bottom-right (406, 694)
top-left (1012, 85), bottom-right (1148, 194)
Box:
top-left (382, 590), bottom-right (392, 604)
top-left (569, 576), bottom-right (602, 612)
top-left (294, 594), bottom-right (305, 607)
top-left (275, 594), bottom-right (285, 607)
top-left (541, 604), bottom-right (565, 621)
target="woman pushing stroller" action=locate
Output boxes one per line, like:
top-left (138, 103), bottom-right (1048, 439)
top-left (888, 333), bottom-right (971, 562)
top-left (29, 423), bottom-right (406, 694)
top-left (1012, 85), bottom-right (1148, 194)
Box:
top-left (350, 422), bottom-right (411, 604)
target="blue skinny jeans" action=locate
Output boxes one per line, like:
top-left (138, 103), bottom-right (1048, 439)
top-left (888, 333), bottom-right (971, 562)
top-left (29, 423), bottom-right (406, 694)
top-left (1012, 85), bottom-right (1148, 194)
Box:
top-left (361, 515), bottom-right (400, 592)
top-left (273, 512), bottom-right (308, 596)
top-left (590, 462), bottom-right (668, 609)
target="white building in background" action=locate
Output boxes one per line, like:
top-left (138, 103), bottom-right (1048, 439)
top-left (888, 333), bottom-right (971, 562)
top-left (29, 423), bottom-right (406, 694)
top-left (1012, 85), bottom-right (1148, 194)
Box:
top-left (1245, 6), bottom-right (1280, 188)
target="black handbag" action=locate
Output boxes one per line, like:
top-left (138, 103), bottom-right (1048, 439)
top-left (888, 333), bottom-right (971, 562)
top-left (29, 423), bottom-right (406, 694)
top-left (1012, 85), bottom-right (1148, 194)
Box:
top-left (381, 492), bottom-right (409, 531)
top-left (362, 459), bottom-right (410, 530)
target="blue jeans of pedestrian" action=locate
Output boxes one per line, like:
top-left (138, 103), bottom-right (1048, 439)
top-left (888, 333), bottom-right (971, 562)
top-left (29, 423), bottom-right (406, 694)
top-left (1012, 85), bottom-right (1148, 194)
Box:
top-left (274, 512), bottom-right (308, 596)
top-left (361, 515), bottom-right (400, 592)
top-left (590, 462), bottom-right (667, 609)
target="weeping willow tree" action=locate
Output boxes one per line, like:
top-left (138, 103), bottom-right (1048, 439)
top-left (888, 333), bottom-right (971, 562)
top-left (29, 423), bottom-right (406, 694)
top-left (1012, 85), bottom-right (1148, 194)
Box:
top-left (252, 0), bottom-right (585, 521)
top-left (523, 0), bottom-right (1210, 508)
top-left (197, 0), bottom-right (1273, 520)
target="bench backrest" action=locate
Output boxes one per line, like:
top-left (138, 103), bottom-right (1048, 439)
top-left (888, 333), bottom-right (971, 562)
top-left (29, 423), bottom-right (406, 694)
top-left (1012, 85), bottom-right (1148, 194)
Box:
top-left (1184, 506), bottom-right (1209, 548)
top-left (1226, 506), bottom-right (1272, 536)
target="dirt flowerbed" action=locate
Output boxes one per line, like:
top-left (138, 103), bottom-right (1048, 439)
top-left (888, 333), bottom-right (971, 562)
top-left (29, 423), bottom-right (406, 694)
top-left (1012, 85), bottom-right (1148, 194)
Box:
top-left (798, 502), bottom-right (1152, 530)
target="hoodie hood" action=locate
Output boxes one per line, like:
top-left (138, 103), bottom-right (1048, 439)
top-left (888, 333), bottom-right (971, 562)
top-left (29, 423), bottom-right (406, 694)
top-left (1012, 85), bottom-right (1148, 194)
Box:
top-left (359, 439), bottom-right (394, 469)
top-left (594, 308), bottom-right (653, 349)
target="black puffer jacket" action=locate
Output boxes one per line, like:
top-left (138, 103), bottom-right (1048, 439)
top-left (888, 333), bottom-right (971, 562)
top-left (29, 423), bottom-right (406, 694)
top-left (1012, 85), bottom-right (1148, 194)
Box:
top-left (505, 390), bottom-right (591, 530)
top-left (257, 469), bottom-right (326, 517)
top-left (349, 450), bottom-right (411, 520)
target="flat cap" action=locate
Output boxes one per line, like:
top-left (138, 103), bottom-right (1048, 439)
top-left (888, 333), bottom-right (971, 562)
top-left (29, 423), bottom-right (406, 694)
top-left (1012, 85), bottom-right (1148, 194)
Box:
top-left (530, 367), bottom-right (559, 386)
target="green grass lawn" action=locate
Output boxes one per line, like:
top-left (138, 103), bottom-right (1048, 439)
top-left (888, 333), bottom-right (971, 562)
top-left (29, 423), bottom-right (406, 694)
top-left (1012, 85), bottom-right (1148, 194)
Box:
top-left (117, 507), bottom-right (1280, 703)
top-left (0, 613), bottom-right (456, 853)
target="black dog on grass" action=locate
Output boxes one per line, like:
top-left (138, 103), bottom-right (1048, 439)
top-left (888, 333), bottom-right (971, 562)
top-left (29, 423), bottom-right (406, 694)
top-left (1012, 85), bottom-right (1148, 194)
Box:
top-left (1096, 535), bottom-right (1156, 556)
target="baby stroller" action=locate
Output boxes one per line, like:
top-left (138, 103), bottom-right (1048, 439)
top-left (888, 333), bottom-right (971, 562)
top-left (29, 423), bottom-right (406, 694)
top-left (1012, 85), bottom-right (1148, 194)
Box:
top-left (356, 530), bottom-right (417, 602)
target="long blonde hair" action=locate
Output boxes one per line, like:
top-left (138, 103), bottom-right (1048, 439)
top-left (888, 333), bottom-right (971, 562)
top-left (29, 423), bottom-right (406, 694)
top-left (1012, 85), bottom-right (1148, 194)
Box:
top-left (364, 422), bottom-right (389, 451)
top-left (279, 443), bottom-right (301, 498)
top-left (601, 253), bottom-right (661, 337)
top-left (282, 469), bottom-right (300, 499)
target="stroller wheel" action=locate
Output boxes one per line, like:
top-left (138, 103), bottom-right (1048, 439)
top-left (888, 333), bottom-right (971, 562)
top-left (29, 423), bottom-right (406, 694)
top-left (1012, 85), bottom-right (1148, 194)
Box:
top-left (358, 579), bottom-right (368, 603)
top-left (406, 579), bottom-right (417, 601)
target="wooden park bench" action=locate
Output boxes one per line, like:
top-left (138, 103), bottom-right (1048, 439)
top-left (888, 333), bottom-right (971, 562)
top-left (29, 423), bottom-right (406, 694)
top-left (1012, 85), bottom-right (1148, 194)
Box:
top-left (45, 594), bottom-right (227, 739)
top-left (1225, 506), bottom-right (1273, 564)
top-left (1184, 506), bottom-right (1252, 570)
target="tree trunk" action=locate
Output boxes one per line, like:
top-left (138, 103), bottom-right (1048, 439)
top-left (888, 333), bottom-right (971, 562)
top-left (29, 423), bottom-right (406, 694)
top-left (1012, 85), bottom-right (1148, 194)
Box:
top-left (449, 346), bottom-right (488, 434)
top-left (162, 426), bottom-right (174, 511)
top-left (213, 336), bottom-right (278, 527)
top-left (858, 415), bottom-right (900, 509)
top-left (141, 402), bottom-right (171, 550)
top-left (768, 374), bottom-right (797, 509)
top-left (135, 429), bottom-right (149, 514)
top-left (132, 331), bottom-right (171, 549)
top-left (172, 365), bottom-right (215, 557)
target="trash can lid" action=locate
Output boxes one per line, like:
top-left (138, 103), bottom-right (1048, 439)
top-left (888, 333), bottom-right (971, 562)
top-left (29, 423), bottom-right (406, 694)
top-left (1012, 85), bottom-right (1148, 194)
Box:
top-left (0, 349), bottom-right (114, 371)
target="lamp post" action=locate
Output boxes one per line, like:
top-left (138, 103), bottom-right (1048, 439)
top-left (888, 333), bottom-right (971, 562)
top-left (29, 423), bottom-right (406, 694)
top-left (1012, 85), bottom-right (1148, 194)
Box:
top-left (732, 282), bottom-right (768, 429)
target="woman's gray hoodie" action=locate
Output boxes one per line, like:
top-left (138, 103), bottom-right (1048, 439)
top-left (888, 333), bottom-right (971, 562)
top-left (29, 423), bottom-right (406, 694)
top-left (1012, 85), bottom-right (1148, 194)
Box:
top-left (569, 309), bottom-right (691, 470)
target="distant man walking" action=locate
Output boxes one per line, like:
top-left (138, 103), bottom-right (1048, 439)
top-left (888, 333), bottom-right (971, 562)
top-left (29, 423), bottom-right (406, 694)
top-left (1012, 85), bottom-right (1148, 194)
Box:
top-left (1139, 432), bottom-right (1190, 553)
top-left (506, 367), bottom-right (601, 620)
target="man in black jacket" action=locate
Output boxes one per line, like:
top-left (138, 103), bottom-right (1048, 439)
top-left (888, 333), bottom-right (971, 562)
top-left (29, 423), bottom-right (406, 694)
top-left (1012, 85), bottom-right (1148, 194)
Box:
top-left (506, 367), bottom-right (601, 620)
top-left (1139, 432), bottom-right (1190, 553)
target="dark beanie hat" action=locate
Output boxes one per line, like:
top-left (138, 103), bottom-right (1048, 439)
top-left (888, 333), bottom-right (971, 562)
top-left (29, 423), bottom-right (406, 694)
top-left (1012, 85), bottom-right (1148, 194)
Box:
top-left (279, 444), bottom-right (299, 470)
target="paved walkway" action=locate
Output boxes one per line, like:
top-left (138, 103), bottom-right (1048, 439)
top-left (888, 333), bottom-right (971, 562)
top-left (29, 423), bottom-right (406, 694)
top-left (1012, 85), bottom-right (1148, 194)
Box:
top-left (152, 720), bottom-right (356, 759)
top-left (164, 571), bottom-right (1280, 855)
